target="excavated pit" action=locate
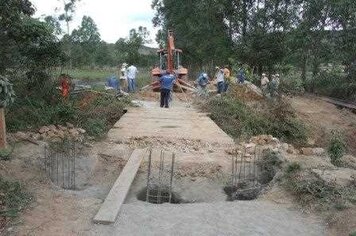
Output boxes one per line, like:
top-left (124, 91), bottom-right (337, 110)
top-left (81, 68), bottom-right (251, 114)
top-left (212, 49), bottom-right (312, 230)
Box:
top-left (137, 186), bottom-right (183, 204)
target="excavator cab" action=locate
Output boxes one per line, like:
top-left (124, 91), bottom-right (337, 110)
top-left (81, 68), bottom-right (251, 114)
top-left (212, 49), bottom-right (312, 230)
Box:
top-left (150, 30), bottom-right (190, 92)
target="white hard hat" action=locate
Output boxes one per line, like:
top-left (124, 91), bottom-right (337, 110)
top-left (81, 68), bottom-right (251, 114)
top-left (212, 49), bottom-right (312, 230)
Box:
top-left (275, 74), bottom-right (280, 77)
top-left (203, 73), bottom-right (208, 78)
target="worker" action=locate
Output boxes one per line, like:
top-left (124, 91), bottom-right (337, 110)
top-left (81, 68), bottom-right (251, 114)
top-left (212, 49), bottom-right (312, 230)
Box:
top-left (196, 73), bottom-right (210, 97)
top-left (106, 75), bottom-right (120, 91)
top-left (223, 65), bottom-right (233, 92)
top-left (270, 74), bottom-right (280, 97)
top-left (119, 63), bottom-right (127, 92)
top-left (237, 67), bottom-right (246, 84)
top-left (215, 66), bottom-right (225, 95)
top-left (159, 71), bottom-right (176, 108)
top-left (126, 64), bottom-right (138, 93)
top-left (261, 73), bottom-right (269, 96)
top-left (59, 74), bottom-right (71, 99)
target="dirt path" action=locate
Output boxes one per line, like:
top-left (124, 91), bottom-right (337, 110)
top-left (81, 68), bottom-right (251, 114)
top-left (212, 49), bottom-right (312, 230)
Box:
top-left (5, 98), bottom-right (328, 236)
top-left (289, 95), bottom-right (356, 155)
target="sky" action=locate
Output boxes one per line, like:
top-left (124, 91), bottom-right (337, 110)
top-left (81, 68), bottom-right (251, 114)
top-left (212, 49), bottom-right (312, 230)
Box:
top-left (31, 0), bottom-right (159, 47)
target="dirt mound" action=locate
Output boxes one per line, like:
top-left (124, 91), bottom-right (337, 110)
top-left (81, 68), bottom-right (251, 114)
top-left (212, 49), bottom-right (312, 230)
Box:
top-left (229, 82), bottom-right (263, 101)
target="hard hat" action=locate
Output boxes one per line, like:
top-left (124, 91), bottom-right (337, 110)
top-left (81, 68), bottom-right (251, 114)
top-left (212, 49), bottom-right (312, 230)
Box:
top-left (275, 74), bottom-right (280, 77)
top-left (203, 73), bottom-right (208, 78)
top-left (215, 66), bottom-right (220, 70)
top-left (262, 73), bottom-right (266, 76)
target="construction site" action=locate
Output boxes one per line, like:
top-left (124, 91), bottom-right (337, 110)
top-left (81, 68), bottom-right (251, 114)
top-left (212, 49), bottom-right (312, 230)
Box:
top-left (2, 1), bottom-right (356, 235)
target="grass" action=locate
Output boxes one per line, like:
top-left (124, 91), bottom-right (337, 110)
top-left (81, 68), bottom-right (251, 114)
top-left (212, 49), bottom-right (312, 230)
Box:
top-left (283, 167), bottom-right (356, 211)
top-left (257, 150), bottom-right (283, 184)
top-left (200, 96), bottom-right (307, 145)
top-left (53, 68), bottom-right (117, 81)
top-left (52, 67), bottom-right (153, 87)
top-left (328, 130), bottom-right (347, 166)
top-left (0, 177), bottom-right (31, 218)
top-left (7, 79), bottom-right (131, 138)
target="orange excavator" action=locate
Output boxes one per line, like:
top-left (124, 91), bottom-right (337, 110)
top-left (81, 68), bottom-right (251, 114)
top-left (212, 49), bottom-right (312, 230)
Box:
top-left (150, 30), bottom-right (195, 92)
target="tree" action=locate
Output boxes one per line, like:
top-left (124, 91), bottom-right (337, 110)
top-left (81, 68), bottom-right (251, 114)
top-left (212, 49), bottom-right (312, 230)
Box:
top-left (70, 16), bottom-right (101, 66)
top-left (58, 0), bottom-right (80, 35)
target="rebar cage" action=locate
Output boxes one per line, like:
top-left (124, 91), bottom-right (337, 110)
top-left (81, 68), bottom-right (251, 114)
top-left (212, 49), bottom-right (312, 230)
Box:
top-left (44, 142), bottom-right (77, 190)
top-left (146, 149), bottom-right (176, 204)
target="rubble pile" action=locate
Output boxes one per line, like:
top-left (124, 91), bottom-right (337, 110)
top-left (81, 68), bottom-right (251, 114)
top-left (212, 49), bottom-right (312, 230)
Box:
top-left (9, 122), bottom-right (86, 143)
top-left (229, 83), bottom-right (264, 101)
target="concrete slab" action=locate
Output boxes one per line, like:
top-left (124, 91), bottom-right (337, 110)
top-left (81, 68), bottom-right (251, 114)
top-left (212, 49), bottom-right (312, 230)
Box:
top-left (93, 148), bottom-right (147, 224)
top-left (108, 101), bottom-right (234, 145)
top-left (91, 201), bottom-right (326, 236)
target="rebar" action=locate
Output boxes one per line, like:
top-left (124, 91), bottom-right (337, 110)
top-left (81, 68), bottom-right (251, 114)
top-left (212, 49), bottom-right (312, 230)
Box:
top-left (231, 145), bottom-right (261, 194)
top-left (44, 142), bottom-right (77, 190)
top-left (145, 149), bottom-right (176, 204)
top-left (146, 149), bottom-right (152, 202)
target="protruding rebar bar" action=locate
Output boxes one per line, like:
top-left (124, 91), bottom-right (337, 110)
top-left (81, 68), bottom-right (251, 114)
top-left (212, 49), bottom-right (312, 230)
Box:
top-left (146, 149), bottom-right (152, 202)
top-left (169, 153), bottom-right (175, 203)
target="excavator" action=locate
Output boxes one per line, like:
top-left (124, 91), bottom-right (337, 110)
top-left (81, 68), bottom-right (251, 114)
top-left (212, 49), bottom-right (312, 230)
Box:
top-left (149, 30), bottom-right (195, 92)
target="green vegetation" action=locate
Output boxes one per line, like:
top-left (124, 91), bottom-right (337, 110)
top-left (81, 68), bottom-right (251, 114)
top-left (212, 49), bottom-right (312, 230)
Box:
top-left (7, 90), bottom-right (130, 138)
top-left (328, 131), bottom-right (347, 166)
top-left (201, 96), bottom-right (307, 145)
top-left (0, 147), bottom-right (13, 161)
top-left (286, 162), bottom-right (301, 174)
top-left (0, 177), bottom-right (31, 217)
top-left (153, 0), bottom-right (356, 100)
top-left (284, 167), bottom-right (355, 211)
top-left (257, 151), bottom-right (283, 184)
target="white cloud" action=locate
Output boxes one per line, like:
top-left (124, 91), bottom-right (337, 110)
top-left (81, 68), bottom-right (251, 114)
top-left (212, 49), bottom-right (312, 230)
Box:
top-left (31, 0), bottom-right (159, 47)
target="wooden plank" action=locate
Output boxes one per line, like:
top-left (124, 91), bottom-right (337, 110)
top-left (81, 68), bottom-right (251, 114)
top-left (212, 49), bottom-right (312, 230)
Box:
top-left (93, 148), bottom-right (147, 224)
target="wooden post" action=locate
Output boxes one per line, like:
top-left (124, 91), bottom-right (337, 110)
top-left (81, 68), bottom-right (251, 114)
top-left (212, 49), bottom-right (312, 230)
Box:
top-left (0, 108), bottom-right (7, 149)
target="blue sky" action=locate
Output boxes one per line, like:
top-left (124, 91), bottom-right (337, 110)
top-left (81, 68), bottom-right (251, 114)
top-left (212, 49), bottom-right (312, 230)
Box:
top-left (31, 0), bottom-right (159, 47)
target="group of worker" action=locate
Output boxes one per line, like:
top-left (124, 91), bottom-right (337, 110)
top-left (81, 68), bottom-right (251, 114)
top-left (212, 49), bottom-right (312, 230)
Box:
top-left (261, 73), bottom-right (280, 97)
top-left (196, 65), bottom-right (241, 97)
top-left (106, 63), bottom-right (138, 94)
top-left (196, 66), bottom-right (281, 98)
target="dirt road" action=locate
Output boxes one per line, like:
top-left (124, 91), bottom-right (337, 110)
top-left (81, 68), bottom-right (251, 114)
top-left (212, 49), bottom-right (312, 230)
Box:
top-left (289, 95), bottom-right (356, 155)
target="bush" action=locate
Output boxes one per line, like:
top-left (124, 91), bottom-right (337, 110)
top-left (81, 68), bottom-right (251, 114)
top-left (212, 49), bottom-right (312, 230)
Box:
top-left (284, 170), bottom-right (355, 211)
top-left (83, 118), bottom-right (107, 137)
top-left (286, 162), bottom-right (301, 174)
top-left (279, 72), bottom-right (305, 95)
top-left (7, 86), bottom-right (130, 138)
top-left (0, 177), bottom-right (31, 217)
top-left (328, 131), bottom-right (347, 166)
top-left (257, 150), bottom-right (283, 184)
top-left (201, 96), bottom-right (307, 145)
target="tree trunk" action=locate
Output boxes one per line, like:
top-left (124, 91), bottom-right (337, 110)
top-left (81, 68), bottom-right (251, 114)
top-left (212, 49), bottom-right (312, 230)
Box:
top-left (0, 108), bottom-right (7, 149)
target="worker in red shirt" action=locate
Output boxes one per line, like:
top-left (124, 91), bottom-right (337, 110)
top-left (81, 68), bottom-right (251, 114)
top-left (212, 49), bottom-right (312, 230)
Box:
top-left (59, 74), bottom-right (71, 98)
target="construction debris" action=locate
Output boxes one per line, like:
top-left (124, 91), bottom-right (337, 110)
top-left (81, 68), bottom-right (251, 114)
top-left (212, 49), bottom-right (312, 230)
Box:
top-left (9, 124), bottom-right (86, 143)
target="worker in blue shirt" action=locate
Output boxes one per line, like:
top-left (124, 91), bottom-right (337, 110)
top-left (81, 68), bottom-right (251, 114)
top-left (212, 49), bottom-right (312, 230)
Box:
top-left (106, 75), bottom-right (119, 90)
top-left (159, 72), bottom-right (176, 108)
top-left (196, 73), bottom-right (209, 97)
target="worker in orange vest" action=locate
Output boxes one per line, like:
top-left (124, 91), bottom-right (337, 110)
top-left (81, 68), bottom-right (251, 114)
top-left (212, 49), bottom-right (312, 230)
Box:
top-left (59, 74), bottom-right (71, 98)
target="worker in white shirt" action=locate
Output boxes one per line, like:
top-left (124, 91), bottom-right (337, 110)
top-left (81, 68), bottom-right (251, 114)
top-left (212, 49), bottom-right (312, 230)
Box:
top-left (126, 64), bottom-right (138, 93)
top-left (261, 73), bottom-right (269, 96)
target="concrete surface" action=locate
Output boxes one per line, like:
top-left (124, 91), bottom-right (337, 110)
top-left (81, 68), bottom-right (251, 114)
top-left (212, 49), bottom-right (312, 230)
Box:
top-left (91, 201), bottom-right (325, 236)
top-left (107, 101), bottom-right (234, 145)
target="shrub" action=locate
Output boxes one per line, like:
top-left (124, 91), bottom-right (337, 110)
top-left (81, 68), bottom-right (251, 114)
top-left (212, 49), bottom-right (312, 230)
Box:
top-left (257, 150), bottom-right (283, 184)
top-left (284, 169), bottom-right (355, 210)
top-left (286, 162), bottom-right (301, 174)
top-left (83, 118), bottom-right (107, 137)
top-left (328, 131), bottom-right (347, 166)
top-left (201, 96), bottom-right (307, 145)
top-left (279, 72), bottom-right (305, 95)
top-left (0, 177), bottom-right (31, 217)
